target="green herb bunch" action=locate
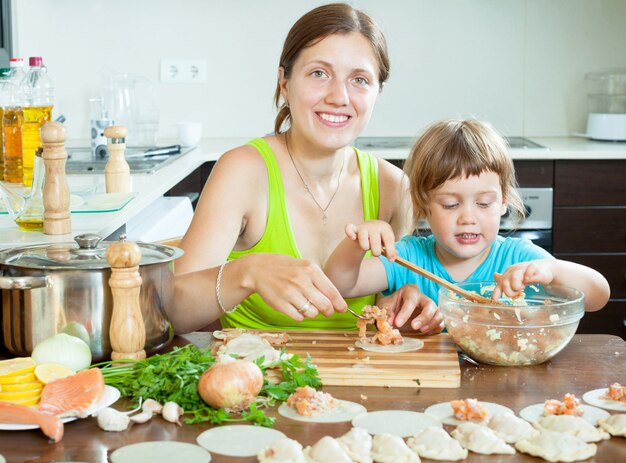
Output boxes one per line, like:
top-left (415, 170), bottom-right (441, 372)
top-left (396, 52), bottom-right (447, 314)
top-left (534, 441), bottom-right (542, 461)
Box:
top-left (92, 344), bottom-right (321, 427)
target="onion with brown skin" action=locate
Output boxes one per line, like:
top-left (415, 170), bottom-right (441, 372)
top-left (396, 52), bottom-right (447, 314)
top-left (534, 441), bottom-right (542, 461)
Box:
top-left (198, 356), bottom-right (264, 412)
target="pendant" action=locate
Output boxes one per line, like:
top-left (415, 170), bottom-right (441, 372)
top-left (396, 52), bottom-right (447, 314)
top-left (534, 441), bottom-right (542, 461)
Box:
top-left (322, 212), bottom-right (328, 225)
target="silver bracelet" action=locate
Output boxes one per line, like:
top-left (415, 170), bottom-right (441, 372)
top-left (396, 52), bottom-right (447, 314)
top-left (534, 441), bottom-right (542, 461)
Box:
top-left (216, 261), bottom-right (236, 314)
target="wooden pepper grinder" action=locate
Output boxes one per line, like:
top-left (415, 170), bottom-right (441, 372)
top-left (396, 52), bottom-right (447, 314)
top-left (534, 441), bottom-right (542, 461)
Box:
top-left (104, 125), bottom-right (131, 193)
top-left (107, 234), bottom-right (146, 360)
top-left (41, 121), bottom-right (72, 235)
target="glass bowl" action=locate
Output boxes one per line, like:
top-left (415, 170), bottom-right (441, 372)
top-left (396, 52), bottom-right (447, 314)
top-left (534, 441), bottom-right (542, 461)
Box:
top-left (439, 282), bottom-right (584, 366)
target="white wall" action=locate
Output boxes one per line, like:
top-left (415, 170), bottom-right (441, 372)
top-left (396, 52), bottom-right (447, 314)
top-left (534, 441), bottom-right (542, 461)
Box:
top-left (12, 0), bottom-right (626, 143)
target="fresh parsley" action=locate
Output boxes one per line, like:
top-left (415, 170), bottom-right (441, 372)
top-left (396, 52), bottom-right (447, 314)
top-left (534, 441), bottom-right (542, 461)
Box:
top-left (92, 344), bottom-right (321, 427)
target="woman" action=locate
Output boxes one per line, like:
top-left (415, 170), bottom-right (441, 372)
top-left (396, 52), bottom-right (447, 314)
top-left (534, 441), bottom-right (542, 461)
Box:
top-left (169, 3), bottom-right (418, 333)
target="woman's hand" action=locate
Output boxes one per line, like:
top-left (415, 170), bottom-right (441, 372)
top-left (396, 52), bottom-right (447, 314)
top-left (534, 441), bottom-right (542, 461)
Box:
top-left (245, 253), bottom-right (348, 321)
top-left (492, 259), bottom-right (555, 301)
top-left (345, 220), bottom-right (398, 260)
top-left (377, 284), bottom-right (444, 335)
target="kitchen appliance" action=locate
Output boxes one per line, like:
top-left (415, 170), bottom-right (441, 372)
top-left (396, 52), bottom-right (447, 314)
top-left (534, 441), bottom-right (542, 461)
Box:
top-left (500, 187), bottom-right (553, 253)
top-left (0, 234), bottom-right (182, 360)
top-left (585, 69), bottom-right (626, 141)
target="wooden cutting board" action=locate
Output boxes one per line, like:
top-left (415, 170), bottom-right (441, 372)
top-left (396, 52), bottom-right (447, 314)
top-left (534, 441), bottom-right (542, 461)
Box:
top-left (284, 330), bottom-right (460, 389)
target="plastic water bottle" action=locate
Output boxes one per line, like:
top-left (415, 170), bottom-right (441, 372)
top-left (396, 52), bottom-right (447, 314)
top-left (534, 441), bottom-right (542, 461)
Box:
top-left (20, 56), bottom-right (53, 186)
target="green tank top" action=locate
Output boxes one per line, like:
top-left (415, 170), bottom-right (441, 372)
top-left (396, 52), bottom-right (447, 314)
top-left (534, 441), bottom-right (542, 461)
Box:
top-left (221, 138), bottom-right (379, 330)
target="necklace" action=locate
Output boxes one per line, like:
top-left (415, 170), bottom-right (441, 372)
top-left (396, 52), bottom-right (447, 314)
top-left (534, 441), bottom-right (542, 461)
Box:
top-left (285, 133), bottom-right (345, 225)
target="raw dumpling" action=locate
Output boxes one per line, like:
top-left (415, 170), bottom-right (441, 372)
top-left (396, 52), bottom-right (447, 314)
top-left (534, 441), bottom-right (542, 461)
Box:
top-left (218, 333), bottom-right (283, 366)
top-left (371, 433), bottom-right (420, 463)
top-left (451, 422), bottom-right (515, 455)
top-left (598, 413), bottom-right (626, 437)
top-left (515, 430), bottom-right (597, 462)
top-left (258, 438), bottom-right (307, 463)
top-left (304, 436), bottom-right (353, 463)
top-left (406, 426), bottom-right (468, 461)
top-left (487, 413), bottom-right (539, 443)
top-left (534, 414), bottom-right (610, 442)
top-left (337, 427), bottom-right (373, 463)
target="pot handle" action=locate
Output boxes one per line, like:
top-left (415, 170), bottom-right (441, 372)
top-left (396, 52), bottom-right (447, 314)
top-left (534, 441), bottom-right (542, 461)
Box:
top-left (0, 276), bottom-right (53, 290)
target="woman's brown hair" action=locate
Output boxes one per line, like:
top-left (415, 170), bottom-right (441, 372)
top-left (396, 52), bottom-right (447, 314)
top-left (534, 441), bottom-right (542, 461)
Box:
top-left (403, 119), bottom-right (526, 229)
top-left (273, 3), bottom-right (389, 134)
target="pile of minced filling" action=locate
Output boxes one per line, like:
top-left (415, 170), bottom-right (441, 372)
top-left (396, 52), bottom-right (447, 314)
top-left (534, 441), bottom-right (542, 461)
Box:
top-left (356, 305), bottom-right (404, 346)
top-left (446, 285), bottom-right (574, 365)
top-left (286, 386), bottom-right (338, 416)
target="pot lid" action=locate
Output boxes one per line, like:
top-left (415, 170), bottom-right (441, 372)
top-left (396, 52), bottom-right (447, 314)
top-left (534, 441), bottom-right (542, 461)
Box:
top-left (0, 234), bottom-right (183, 270)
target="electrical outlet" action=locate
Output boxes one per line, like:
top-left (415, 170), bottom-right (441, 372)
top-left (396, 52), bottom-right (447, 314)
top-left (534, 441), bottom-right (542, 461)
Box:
top-left (160, 59), bottom-right (207, 84)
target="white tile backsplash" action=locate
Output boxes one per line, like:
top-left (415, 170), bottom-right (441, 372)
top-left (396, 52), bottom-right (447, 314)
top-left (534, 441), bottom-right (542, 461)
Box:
top-left (12, 0), bottom-right (626, 142)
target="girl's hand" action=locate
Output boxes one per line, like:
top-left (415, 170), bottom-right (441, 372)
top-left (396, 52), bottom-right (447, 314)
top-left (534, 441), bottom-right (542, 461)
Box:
top-left (247, 253), bottom-right (347, 321)
top-left (492, 259), bottom-right (555, 301)
top-left (377, 284), bottom-right (444, 335)
top-left (345, 220), bottom-right (398, 260)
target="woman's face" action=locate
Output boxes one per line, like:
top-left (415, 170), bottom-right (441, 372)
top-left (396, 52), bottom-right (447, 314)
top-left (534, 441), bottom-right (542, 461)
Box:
top-left (279, 32), bottom-right (381, 152)
top-left (427, 171), bottom-right (508, 266)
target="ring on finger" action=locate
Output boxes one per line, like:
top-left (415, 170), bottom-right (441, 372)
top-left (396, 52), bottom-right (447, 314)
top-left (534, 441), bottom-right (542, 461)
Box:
top-left (298, 299), bottom-right (312, 314)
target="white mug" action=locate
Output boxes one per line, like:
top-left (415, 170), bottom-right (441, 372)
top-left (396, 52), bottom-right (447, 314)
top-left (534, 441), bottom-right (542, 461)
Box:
top-left (177, 121), bottom-right (202, 147)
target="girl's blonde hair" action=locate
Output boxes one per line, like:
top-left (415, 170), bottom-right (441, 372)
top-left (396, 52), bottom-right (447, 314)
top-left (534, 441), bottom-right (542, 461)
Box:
top-left (403, 119), bottom-right (525, 229)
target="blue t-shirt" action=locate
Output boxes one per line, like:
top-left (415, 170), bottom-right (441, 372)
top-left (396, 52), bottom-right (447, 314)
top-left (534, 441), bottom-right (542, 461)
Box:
top-left (380, 235), bottom-right (552, 303)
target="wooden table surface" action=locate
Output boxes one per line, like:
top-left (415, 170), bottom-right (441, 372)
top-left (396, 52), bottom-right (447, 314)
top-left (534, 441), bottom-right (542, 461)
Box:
top-left (1, 334), bottom-right (625, 463)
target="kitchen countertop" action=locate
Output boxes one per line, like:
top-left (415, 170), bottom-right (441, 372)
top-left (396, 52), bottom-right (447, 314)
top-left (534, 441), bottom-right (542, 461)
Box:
top-left (0, 136), bottom-right (623, 249)
top-left (1, 333), bottom-right (624, 462)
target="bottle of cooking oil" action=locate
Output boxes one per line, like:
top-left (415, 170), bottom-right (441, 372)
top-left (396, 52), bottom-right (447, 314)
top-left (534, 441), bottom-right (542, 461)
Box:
top-left (15, 147), bottom-right (44, 231)
top-left (2, 61), bottom-right (25, 184)
top-left (0, 68), bottom-right (12, 181)
top-left (20, 57), bottom-right (53, 187)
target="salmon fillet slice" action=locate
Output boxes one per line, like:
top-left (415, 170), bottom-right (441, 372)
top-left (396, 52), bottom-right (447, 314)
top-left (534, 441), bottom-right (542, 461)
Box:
top-left (38, 368), bottom-right (105, 418)
top-left (0, 401), bottom-right (64, 442)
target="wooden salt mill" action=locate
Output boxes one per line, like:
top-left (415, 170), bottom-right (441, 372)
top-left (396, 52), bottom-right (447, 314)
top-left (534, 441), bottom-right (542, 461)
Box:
top-left (104, 125), bottom-right (131, 193)
top-left (107, 234), bottom-right (146, 360)
top-left (41, 121), bottom-right (72, 235)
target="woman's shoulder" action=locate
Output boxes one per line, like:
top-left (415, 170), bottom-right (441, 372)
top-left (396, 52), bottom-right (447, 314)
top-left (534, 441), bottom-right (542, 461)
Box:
top-left (216, 137), bottom-right (274, 173)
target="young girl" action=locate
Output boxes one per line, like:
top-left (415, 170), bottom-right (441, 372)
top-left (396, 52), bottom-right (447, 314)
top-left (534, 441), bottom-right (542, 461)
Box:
top-left (325, 119), bottom-right (610, 333)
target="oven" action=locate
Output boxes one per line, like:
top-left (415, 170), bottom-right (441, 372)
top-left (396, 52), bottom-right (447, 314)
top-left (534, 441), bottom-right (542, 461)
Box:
top-left (500, 187), bottom-right (553, 253)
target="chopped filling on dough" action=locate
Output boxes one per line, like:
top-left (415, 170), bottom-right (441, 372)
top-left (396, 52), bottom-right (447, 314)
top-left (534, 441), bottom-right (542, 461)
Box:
top-left (450, 398), bottom-right (489, 421)
top-left (543, 393), bottom-right (584, 416)
top-left (356, 305), bottom-right (403, 346)
top-left (602, 382), bottom-right (626, 402)
top-left (286, 386), bottom-right (338, 416)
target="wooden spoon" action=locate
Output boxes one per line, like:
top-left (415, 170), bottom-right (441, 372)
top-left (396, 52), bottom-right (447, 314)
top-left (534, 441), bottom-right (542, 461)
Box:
top-left (391, 255), bottom-right (505, 306)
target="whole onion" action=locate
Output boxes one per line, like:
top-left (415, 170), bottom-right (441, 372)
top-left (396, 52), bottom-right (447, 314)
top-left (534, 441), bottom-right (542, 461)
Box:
top-left (198, 357), bottom-right (264, 411)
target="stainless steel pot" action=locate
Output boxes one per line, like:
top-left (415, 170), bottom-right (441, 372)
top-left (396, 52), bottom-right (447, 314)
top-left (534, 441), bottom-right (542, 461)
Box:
top-left (0, 233), bottom-right (183, 361)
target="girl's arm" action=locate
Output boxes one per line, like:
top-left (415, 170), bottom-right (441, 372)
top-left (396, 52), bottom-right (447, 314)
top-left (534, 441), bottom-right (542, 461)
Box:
top-left (324, 221), bottom-right (395, 298)
top-left (493, 258), bottom-right (611, 311)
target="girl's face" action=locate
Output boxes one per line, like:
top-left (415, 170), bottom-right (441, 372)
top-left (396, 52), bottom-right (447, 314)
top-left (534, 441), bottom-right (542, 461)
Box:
top-left (279, 32), bottom-right (381, 152)
top-left (427, 171), bottom-right (507, 267)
